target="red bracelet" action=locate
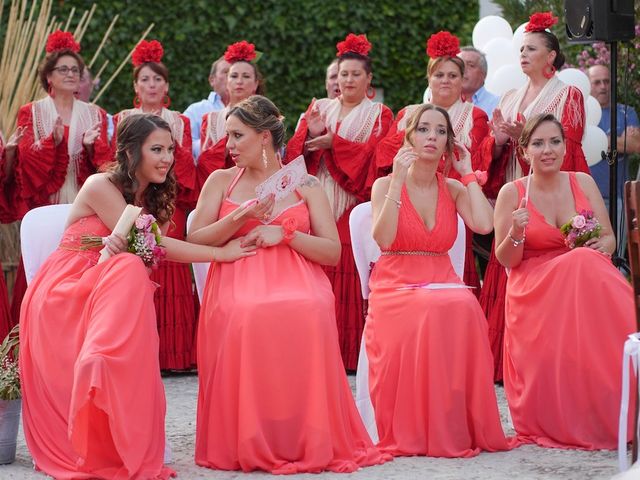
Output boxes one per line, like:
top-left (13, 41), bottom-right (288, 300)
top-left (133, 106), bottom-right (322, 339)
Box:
top-left (281, 217), bottom-right (298, 245)
top-left (460, 173), bottom-right (477, 186)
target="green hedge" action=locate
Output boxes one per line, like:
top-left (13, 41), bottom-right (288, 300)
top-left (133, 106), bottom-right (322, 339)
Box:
top-left (52, 0), bottom-right (477, 135)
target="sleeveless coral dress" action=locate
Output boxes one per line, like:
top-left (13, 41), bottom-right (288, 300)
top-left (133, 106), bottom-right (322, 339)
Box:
top-left (20, 215), bottom-right (174, 479)
top-left (365, 173), bottom-right (515, 457)
top-left (505, 173), bottom-right (636, 449)
top-left (195, 170), bottom-right (391, 474)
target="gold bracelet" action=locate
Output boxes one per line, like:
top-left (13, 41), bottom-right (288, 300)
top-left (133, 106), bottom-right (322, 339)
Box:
top-left (384, 194), bottom-right (401, 208)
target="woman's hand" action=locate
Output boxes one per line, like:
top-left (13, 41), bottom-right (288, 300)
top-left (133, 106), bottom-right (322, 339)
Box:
top-left (240, 225), bottom-right (284, 249)
top-left (306, 98), bottom-right (326, 138)
top-left (82, 122), bottom-right (101, 147)
top-left (305, 131), bottom-right (333, 152)
top-left (391, 146), bottom-right (417, 184)
top-left (583, 237), bottom-right (611, 256)
top-left (53, 117), bottom-right (64, 146)
top-left (451, 140), bottom-right (473, 176)
top-left (511, 198), bottom-right (529, 237)
top-left (215, 238), bottom-right (257, 262)
top-left (498, 112), bottom-right (526, 141)
top-left (489, 108), bottom-right (510, 146)
top-left (5, 126), bottom-right (25, 150)
top-left (103, 233), bottom-right (128, 256)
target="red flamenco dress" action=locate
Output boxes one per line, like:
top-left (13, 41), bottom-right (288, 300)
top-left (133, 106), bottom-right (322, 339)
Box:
top-left (285, 99), bottom-right (392, 370)
top-left (504, 173), bottom-right (635, 449)
top-left (11, 100), bottom-right (112, 334)
top-left (0, 143), bottom-right (17, 341)
top-left (196, 108), bottom-right (234, 190)
top-left (480, 85), bottom-right (589, 382)
top-left (20, 215), bottom-right (175, 479)
top-left (365, 173), bottom-right (516, 457)
top-left (195, 170), bottom-right (391, 473)
top-left (113, 109), bottom-right (198, 370)
top-left (375, 102), bottom-right (492, 295)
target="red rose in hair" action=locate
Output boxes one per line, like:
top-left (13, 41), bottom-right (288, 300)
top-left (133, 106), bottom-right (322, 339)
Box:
top-left (224, 41), bottom-right (257, 63)
top-left (426, 31), bottom-right (460, 58)
top-left (132, 40), bottom-right (164, 67)
top-left (45, 30), bottom-right (80, 54)
top-left (336, 33), bottom-right (372, 58)
top-left (525, 11), bottom-right (559, 32)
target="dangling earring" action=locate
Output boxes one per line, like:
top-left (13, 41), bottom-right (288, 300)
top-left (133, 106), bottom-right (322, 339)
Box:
top-left (162, 94), bottom-right (171, 109)
top-left (262, 146), bottom-right (268, 169)
top-left (366, 86), bottom-right (376, 99)
top-left (133, 95), bottom-right (142, 109)
top-left (48, 83), bottom-right (55, 98)
top-left (543, 64), bottom-right (556, 79)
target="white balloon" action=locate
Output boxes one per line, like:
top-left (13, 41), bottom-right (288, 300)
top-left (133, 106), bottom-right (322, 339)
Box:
top-left (485, 64), bottom-right (527, 96)
top-left (582, 125), bottom-right (608, 166)
top-left (483, 38), bottom-right (519, 78)
top-left (557, 68), bottom-right (591, 101)
top-left (512, 22), bottom-right (528, 57)
top-left (586, 96), bottom-right (602, 126)
top-left (472, 16), bottom-right (513, 50)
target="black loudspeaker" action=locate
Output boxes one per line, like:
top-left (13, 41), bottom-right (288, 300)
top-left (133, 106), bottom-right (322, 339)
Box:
top-left (565, 0), bottom-right (636, 43)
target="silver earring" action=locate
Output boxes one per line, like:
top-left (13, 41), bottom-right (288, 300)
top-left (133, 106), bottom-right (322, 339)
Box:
top-left (262, 147), bottom-right (268, 169)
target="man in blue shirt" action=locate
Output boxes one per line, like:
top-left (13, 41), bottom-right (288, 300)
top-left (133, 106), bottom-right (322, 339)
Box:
top-left (183, 56), bottom-right (230, 159)
top-left (459, 46), bottom-right (499, 119)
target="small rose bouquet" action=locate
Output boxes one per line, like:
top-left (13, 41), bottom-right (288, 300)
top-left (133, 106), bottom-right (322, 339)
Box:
top-left (82, 212), bottom-right (165, 268)
top-left (560, 209), bottom-right (602, 249)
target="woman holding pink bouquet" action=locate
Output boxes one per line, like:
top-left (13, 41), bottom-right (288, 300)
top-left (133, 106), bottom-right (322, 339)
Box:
top-left (494, 113), bottom-right (635, 449)
top-left (20, 114), bottom-right (255, 480)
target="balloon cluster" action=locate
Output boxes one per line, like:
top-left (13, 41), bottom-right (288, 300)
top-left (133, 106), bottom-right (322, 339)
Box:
top-left (472, 16), bottom-right (606, 166)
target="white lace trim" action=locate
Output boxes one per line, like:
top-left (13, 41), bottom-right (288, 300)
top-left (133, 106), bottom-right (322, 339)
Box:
top-left (316, 97), bottom-right (383, 143)
top-left (316, 160), bottom-right (358, 221)
top-left (119, 107), bottom-right (185, 145)
top-left (203, 107), bottom-right (229, 149)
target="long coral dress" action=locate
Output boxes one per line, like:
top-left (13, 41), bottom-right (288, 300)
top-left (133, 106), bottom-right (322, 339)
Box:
top-left (20, 215), bottom-right (174, 479)
top-left (365, 173), bottom-right (515, 457)
top-left (195, 170), bottom-right (391, 474)
top-left (113, 108), bottom-right (198, 370)
top-left (504, 173), bottom-right (635, 449)
top-left (285, 97), bottom-right (393, 370)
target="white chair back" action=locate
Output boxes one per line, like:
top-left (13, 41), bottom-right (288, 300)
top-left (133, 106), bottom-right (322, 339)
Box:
top-left (186, 211), bottom-right (210, 302)
top-left (350, 200), bottom-right (467, 444)
top-left (20, 204), bottom-right (73, 285)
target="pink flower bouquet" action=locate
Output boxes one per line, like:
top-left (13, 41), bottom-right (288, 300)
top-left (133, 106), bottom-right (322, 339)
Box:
top-left (560, 210), bottom-right (602, 249)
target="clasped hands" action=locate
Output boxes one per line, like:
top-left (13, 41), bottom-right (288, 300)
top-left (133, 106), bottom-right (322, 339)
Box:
top-left (491, 109), bottom-right (526, 147)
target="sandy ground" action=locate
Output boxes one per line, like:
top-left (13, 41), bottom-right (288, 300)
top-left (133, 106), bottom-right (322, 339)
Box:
top-left (0, 374), bottom-right (625, 480)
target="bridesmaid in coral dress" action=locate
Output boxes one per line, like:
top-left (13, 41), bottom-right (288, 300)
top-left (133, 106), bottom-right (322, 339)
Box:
top-left (20, 114), bottom-right (254, 480)
top-left (188, 95), bottom-right (390, 474)
top-left (494, 113), bottom-right (635, 449)
top-left (366, 104), bottom-right (515, 457)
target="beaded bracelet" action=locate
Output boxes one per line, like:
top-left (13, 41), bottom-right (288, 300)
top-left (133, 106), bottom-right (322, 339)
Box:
top-left (460, 173), bottom-right (478, 186)
top-left (508, 231), bottom-right (525, 247)
top-left (384, 194), bottom-right (402, 208)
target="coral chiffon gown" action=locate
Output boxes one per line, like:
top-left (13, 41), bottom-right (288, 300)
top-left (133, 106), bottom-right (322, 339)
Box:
top-left (504, 173), bottom-right (636, 449)
top-left (366, 173), bottom-right (515, 457)
top-left (195, 170), bottom-right (390, 474)
top-left (20, 215), bottom-right (174, 479)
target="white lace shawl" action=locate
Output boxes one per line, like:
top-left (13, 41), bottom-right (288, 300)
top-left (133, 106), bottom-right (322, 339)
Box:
top-left (119, 107), bottom-right (185, 146)
top-left (202, 107), bottom-right (229, 149)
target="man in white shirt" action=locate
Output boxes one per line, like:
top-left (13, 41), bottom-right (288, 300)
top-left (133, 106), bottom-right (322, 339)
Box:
top-left (183, 56), bottom-right (230, 159)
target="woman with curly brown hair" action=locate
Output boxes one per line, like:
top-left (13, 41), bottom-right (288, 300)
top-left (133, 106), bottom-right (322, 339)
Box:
top-left (19, 113), bottom-right (254, 480)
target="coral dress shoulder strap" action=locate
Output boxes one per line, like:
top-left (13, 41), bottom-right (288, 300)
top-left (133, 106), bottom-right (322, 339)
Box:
top-left (225, 168), bottom-right (245, 198)
top-left (568, 172), bottom-right (592, 212)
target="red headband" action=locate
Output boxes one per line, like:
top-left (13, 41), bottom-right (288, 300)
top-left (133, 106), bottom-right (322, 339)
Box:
top-left (224, 41), bottom-right (257, 63)
top-left (45, 30), bottom-right (80, 54)
top-left (426, 31), bottom-right (460, 58)
top-left (132, 40), bottom-right (164, 67)
top-left (525, 11), bottom-right (558, 32)
top-left (336, 33), bottom-right (372, 58)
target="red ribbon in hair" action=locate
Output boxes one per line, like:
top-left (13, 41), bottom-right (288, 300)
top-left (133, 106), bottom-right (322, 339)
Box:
top-left (224, 41), bottom-right (257, 63)
top-left (45, 30), bottom-right (81, 54)
top-left (426, 31), bottom-right (460, 58)
top-left (525, 11), bottom-right (558, 32)
top-left (132, 40), bottom-right (164, 67)
top-left (336, 33), bottom-right (372, 58)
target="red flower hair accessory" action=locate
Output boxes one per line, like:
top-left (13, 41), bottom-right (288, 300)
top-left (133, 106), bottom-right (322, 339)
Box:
top-left (45, 30), bottom-right (80, 54)
top-left (224, 41), bottom-right (257, 63)
top-left (426, 31), bottom-right (460, 58)
top-left (132, 40), bottom-right (164, 67)
top-left (525, 11), bottom-right (558, 32)
top-left (336, 33), bottom-right (372, 58)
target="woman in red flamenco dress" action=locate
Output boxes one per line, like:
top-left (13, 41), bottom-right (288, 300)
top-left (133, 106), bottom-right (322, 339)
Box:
top-left (285, 33), bottom-right (393, 370)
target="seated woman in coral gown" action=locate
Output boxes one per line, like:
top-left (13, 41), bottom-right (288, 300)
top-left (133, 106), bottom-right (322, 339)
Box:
top-left (188, 95), bottom-right (391, 474)
top-left (494, 113), bottom-right (635, 449)
top-left (366, 104), bottom-right (516, 458)
top-left (19, 114), bottom-right (255, 480)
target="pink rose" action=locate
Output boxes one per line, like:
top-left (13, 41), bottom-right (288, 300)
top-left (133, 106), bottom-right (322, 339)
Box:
top-left (135, 214), bottom-right (154, 230)
top-left (571, 215), bottom-right (586, 229)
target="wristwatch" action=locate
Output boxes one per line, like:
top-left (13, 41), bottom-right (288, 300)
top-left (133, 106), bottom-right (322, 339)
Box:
top-left (281, 217), bottom-right (298, 245)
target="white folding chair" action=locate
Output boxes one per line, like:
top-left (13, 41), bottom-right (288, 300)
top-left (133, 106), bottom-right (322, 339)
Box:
top-left (350, 201), bottom-right (466, 443)
top-left (186, 210), bottom-right (210, 302)
top-left (20, 204), bottom-right (73, 285)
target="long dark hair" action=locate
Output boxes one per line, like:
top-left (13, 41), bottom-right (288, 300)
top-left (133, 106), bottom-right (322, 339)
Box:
top-left (109, 114), bottom-right (176, 224)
